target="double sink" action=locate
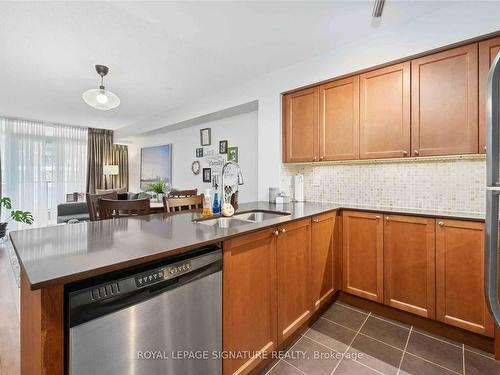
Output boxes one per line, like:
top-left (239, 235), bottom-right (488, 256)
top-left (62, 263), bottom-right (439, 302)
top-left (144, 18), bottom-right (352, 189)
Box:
top-left (193, 210), bottom-right (291, 228)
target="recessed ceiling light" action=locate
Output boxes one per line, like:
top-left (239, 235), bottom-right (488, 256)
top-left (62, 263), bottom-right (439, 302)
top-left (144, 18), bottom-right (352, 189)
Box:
top-left (82, 65), bottom-right (120, 111)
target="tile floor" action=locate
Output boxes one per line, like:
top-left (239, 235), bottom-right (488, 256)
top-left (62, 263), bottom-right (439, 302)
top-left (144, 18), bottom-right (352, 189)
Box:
top-left (263, 302), bottom-right (500, 375)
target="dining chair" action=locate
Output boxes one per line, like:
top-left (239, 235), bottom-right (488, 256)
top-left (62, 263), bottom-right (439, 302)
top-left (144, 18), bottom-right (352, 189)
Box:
top-left (167, 189), bottom-right (198, 198)
top-left (163, 195), bottom-right (204, 213)
top-left (86, 192), bottom-right (118, 221)
top-left (98, 198), bottom-right (151, 220)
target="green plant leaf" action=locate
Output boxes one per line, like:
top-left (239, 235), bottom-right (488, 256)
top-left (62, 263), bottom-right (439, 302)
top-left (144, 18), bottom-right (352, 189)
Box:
top-left (10, 210), bottom-right (34, 225)
top-left (0, 197), bottom-right (12, 210)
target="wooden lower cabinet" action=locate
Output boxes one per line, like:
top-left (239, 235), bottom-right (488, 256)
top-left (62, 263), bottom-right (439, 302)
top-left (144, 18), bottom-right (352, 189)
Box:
top-left (223, 229), bottom-right (278, 375)
top-left (276, 219), bottom-right (312, 344)
top-left (342, 211), bottom-right (384, 302)
top-left (435, 219), bottom-right (494, 337)
top-left (383, 215), bottom-right (436, 318)
top-left (311, 211), bottom-right (337, 311)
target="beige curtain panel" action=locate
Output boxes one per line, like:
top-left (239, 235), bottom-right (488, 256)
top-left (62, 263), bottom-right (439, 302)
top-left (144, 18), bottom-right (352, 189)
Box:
top-left (86, 128), bottom-right (113, 194)
top-left (110, 144), bottom-right (129, 191)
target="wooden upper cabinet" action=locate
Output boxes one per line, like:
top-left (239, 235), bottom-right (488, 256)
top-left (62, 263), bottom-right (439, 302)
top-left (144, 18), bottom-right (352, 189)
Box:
top-left (311, 211), bottom-right (337, 311)
top-left (276, 219), bottom-right (311, 344)
top-left (479, 37), bottom-right (500, 153)
top-left (383, 215), bottom-right (436, 319)
top-left (223, 229), bottom-right (278, 375)
top-left (411, 44), bottom-right (478, 156)
top-left (342, 211), bottom-right (383, 302)
top-left (435, 220), bottom-right (494, 337)
top-left (283, 87), bottom-right (319, 163)
top-left (319, 77), bottom-right (360, 161)
top-left (359, 62), bottom-right (411, 159)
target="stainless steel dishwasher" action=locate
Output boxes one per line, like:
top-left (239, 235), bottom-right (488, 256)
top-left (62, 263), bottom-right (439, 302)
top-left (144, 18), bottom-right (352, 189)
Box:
top-left (67, 245), bottom-right (222, 375)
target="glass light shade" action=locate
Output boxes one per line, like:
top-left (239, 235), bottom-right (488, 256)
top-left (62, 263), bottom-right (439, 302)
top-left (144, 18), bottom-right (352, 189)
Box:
top-left (82, 88), bottom-right (120, 110)
top-left (103, 165), bottom-right (119, 175)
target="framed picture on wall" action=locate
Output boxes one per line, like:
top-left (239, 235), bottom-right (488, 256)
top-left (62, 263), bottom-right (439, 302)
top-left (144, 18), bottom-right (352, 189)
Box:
top-left (202, 168), bottom-right (212, 183)
top-left (140, 144), bottom-right (172, 191)
top-left (200, 128), bottom-right (211, 146)
top-left (227, 146), bottom-right (238, 162)
top-left (219, 140), bottom-right (228, 154)
top-left (196, 148), bottom-right (203, 158)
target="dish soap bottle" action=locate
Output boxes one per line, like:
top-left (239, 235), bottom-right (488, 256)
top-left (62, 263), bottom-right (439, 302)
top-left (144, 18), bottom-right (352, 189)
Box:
top-left (212, 192), bottom-right (221, 216)
top-left (202, 189), bottom-right (213, 217)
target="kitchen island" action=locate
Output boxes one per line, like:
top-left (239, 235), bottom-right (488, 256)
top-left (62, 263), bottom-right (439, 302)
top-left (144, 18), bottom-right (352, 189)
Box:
top-left (10, 201), bottom-right (493, 375)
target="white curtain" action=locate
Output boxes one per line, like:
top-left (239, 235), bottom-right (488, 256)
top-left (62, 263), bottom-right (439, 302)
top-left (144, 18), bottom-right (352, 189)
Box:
top-left (0, 117), bottom-right (87, 228)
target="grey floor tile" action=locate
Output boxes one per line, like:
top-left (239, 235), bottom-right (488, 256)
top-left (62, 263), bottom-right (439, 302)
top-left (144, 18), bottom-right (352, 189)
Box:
top-left (359, 316), bottom-right (410, 349)
top-left (335, 302), bottom-right (370, 315)
top-left (412, 327), bottom-right (461, 347)
top-left (370, 313), bottom-right (411, 329)
top-left (333, 359), bottom-right (379, 374)
top-left (322, 303), bottom-right (368, 331)
top-left (285, 336), bottom-right (341, 375)
top-left (464, 349), bottom-right (500, 375)
top-left (267, 360), bottom-right (305, 375)
top-left (348, 333), bottom-right (403, 375)
top-left (405, 331), bottom-right (463, 373)
top-left (305, 318), bottom-right (357, 353)
top-left (399, 353), bottom-right (458, 375)
top-left (464, 345), bottom-right (495, 359)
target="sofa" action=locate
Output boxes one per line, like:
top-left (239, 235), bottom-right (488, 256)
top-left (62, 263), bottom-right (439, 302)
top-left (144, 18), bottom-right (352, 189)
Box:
top-left (57, 202), bottom-right (90, 223)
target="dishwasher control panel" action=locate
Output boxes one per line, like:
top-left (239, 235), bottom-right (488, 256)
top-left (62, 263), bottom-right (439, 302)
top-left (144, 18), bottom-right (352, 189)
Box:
top-left (134, 261), bottom-right (192, 288)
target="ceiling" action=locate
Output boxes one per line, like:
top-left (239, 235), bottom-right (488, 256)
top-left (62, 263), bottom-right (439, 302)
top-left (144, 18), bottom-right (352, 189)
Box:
top-left (0, 1), bottom-right (456, 130)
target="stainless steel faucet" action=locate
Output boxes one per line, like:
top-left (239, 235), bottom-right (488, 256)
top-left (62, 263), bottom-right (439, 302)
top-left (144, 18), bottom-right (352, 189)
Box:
top-left (221, 161), bottom-right (244, 204)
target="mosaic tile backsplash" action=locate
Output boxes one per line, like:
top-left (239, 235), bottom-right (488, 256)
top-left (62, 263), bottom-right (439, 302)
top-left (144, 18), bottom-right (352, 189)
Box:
top-left (280, 157), bottom-right (486, 214)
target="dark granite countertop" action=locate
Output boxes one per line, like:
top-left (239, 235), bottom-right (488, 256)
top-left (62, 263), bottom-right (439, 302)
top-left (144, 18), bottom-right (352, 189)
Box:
top-left (10, 201), bottom-right (484, 290)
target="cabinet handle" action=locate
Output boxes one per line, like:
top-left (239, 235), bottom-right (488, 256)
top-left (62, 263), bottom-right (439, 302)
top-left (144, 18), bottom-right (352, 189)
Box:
top-left (280, 228), bottom-right (286, 234)
top-left (385, 216), bottom-right (390, 222)
top-left (484, 145), bottom-right (487, 152)
top-left (312, 157), bottom-right (317, 162)
top-left (414, 150), bottom-right (419, 156)
top-left (313, 219), bottom-right (319, 223)
top-left (438, 221), bottom-right (444, 227)
top-left (402, 150), bottom-right (407, 157)
top-left (319, 156), bottom-right (324, 161)
top-left (375, 215), bottom-right (381, 219)
top-left (273, 230), bottom-right (279, 236)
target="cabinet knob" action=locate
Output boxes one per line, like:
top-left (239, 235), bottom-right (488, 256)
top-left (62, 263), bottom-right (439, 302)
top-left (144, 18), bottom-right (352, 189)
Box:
top-left (319, 156), bottom-right (324, 161)
top-left (385, 216), bottom-right (390, 222)
top-left (280, 228), bottom-right (286, 234)
top-left (414, 150), bottom-right (419, 156)
top-left (273, 230), bottom-right (279, 236)
top-left (375, 215), bottom-right (381, 219)
top-left (312, 157), bottom-right (317, 162)
top-left (484, 145), bottom-right (487, 152)
top-left (313, 219), bottom-right (319, 223)
top-left (438, 221), bottom-right (444, 227)
top-left (402, 150), bottom-right (408, 157)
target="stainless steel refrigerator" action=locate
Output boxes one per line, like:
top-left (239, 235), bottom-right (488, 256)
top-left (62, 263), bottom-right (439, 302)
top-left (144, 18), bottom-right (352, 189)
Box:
top-left (484, 51), bottom-right (500, 325)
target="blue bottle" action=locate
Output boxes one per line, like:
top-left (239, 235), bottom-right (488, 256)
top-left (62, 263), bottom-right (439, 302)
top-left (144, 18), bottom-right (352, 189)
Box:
top-left (212, 192), bottom-right (221, 216)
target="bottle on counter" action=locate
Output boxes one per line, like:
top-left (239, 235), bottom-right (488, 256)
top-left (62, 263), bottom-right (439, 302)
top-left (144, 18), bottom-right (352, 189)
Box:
top-left (212, 192), bottom-right (221, 216)
top-left (202, 189), bottom-right (213, 217)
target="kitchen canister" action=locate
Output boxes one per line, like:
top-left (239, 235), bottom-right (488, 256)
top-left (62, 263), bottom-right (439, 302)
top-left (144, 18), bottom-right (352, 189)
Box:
top-left (269, 187), bottom-right (280, 203)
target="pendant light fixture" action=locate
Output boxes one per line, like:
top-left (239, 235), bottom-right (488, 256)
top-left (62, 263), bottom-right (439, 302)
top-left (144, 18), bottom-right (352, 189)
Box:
top-left (82, 65), bottom-right (120, 110)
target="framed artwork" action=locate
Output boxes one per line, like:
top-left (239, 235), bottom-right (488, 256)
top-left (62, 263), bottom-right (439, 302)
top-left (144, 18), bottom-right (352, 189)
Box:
top-left (202, 168), bottom-right (212, 183)
top-left (200, 128), bottom-right (211, 146)
top-left (227, 146), bottom-right (238, 162)
top-left (196, 148), bottom-right (203, 158)
top-left (219, 140), bottom-right (228, 154)
top-left (140, 144), bottom-right (172, 191)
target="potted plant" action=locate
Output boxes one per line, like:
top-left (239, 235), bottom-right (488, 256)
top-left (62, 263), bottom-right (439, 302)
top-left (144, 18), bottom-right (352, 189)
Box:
top-left (148, 180), bottom-right (166, 202)
top-left (0, 197), bottom-right (34, 239)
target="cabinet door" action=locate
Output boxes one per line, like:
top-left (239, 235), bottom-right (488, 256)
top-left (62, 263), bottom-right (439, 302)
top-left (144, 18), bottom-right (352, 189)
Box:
top-left (277, 219), bottom-right (311, 344)
top-left (311, 211), bottom-right (337, 311)
top-left (479, 37), bottom-right (500, 153)
top-left (359, 62), bottom-right (411, 159)
top-left (383, 215), bottom-right (436, 318)
top-left (319, 77), bottom-right (359, 161)
top-left (411, 44), bottom-right (478, 156)
top-left (436, 220), bottom-right (494, 337)
top-left (342, 211), bottom-right (383, 302)
top-left (223, 229), bottom-right (278, 375)
top-left (283, 87), bottom-right (319, 163)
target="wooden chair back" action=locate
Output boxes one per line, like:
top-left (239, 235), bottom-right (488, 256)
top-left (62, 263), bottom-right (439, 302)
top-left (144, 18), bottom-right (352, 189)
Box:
top-left (168, 189), bottom-right (198, 198)
top-left (86, 192), bottom-right (118, 221)
top-left (163, 194), bottom-right (204, 213)
top-left (98, 198), bottom-right (151, 220)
